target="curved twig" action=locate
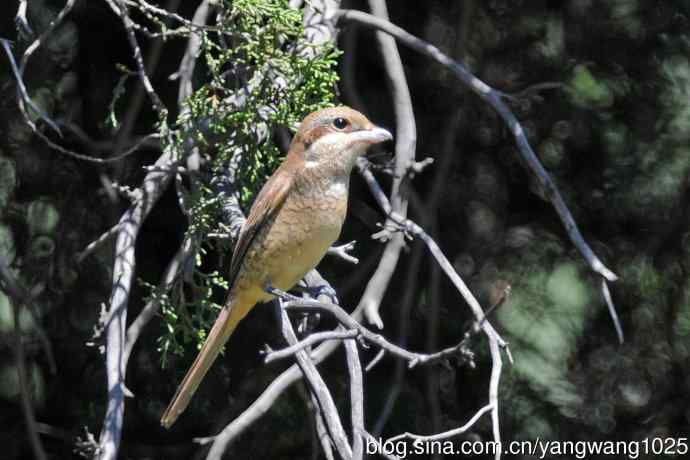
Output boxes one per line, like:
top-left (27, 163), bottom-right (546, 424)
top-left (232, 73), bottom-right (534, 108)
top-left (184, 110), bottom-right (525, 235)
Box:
top-left (388, 403), bottom-right (494, 443)
top-left (264, 330), bottom-right (359, 363)
top-left (336, 7), bottom-right (619, 286)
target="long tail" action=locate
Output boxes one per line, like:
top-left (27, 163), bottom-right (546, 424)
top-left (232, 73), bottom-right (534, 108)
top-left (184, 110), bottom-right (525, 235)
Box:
top-left (160, 296), bottom-right (250, 428)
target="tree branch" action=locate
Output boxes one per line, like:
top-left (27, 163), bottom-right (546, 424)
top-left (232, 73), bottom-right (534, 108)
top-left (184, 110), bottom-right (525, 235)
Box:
top-left (336, 8), bottom-right (620, 332)
top-left (275, 301), bottom-right (353, 460)
top-left (387, 403), bottom-right (494, 443)
top-left (97, 148), bottom-right (178, 460)
top-left (361, 0), bottom-right (417, 328)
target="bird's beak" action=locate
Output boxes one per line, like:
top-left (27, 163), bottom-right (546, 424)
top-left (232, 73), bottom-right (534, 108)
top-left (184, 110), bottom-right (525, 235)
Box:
top-left (351, 126), bottom-right (393, 145)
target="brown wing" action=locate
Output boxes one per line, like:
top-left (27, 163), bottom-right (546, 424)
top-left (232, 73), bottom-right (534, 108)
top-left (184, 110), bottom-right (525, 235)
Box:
top-left (227, 165), bottom-right (293, 289)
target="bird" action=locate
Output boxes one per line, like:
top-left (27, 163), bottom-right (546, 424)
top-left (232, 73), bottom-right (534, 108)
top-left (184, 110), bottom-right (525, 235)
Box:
top-left (160, 106), bottom-right (393, 428)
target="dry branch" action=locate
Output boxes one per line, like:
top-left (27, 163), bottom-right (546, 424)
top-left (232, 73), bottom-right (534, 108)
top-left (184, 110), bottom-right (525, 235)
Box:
top-left (336, 8), bottom-right (621, 340)
top-left (276, 301), bottom-right (353, 460)
top-left (361, 0), bottom-right (417, 329)
top-left (97, 148), bottom-right (178, 460)
top-left (387, 403), bottom-right (494, 443)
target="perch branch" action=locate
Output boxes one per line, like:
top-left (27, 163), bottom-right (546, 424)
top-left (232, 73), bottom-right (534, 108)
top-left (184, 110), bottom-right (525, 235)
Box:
top-left (268, 288), bottom-right (477, 369)
top-left (276, 301), bottom-right (353, 460)
top-left (343, 326), bottom-right (365, 460)
top-left (204, 272), bottom-right (362, 459)
top-left (264, 330), bottom-right (359, 363)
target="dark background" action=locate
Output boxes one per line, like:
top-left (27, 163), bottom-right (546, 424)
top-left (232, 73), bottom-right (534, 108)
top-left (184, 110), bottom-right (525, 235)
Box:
top-left (1, 0), bottom-right (689, 458)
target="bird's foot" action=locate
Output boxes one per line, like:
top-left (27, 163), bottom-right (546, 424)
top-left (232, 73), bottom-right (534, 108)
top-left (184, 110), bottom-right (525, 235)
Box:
top-left (303, 283), bottom-right (339, 305)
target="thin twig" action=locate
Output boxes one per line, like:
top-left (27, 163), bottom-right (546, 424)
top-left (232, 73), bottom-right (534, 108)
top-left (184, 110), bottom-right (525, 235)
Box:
top-left (388, 403), bottom-right (494, 443)
top-left (1, 38), bottom-right (61, 135)
top-left (361, 148), bottom-right (509, 457)
top-left (358, 0), bottom-right (417, 329)
top-left (269, 288), bottom-right (479, 369)
top-left (336, 7), bottom-right (619, 292)
top-left (602, 278), bottom-right (624, 343)
top-left (16, 0), bottom-right (79, 135)
top-left (365, 348), bottom-right (387, 375)
top-left (115, 0), bottom-right (167, 116)
top-left (264, 330), bottom-right (359, 363)
top-left (326, 241), bottom-right (359, 264)
top-left (124, 235), bottom-right (196, 363)
top-left (3, 38), bottom-right (156, 164)
top-left (76, 224), bottom-right (122, 264)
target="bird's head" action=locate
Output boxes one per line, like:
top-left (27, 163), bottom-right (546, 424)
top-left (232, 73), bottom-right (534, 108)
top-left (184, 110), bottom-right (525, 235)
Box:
top-left (289, 106), bottom-right (393, 172)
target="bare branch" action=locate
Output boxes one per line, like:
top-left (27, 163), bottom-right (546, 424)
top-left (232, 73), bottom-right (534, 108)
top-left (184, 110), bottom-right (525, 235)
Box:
top-left (343, 331), bottom-right (365, 460)
top-left (15, 0), bottom-right (33, 38)
top-left (124, 235), bottom-right (196, 363)
top-left (602, 278), bottom-right (624, 344)
top-left (362, 149), bottom-right (510, 455)
top-left (268, 288), bottom-right (476, 369)
top-left (0, 39), bottom-right (60, 135)
top-left (97, 148), bottom-right (178, 460)
top-left (275, 301), bottom-right (353, 460)
top-left (264, 330), bottom-right (359, 363)
top-left (327, 241), bottom-right (359, 264)
top-left (76, 224), bottom-right (122, 264)
top-left (307, 388), bottom-right (336, 460)
top-left (13, 0), bottom-right (76, 135)
top-left (336, 7), bottom-right (619, 288)
top-left (388, 403), bottom-right (494, 443)
top-left (114, 0), bottom-right (167, 116)
top-left (2, 36), bottom-right (157, 164)
top-left (174, 0), bottom-right (212, 106)
top-left (356, 0), bottom-right (417, 329)
top-left (364, 349), bottom-right (385, 372)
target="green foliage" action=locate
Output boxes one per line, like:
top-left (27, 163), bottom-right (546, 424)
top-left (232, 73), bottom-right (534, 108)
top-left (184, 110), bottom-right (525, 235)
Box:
top-left (566, 65), bottom-right (614, 109)
top-left (497, 252), bottom-right (594, 430)
top-left (150, 0), bottom-right (340, 366)
top-left (183, 0), bottom-right (340, 206)
top-left (144, 259), bottom-right (230, 368)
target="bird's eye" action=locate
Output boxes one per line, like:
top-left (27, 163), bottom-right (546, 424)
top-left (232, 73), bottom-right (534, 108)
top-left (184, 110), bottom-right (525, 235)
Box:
top-left (332, 117), bottom-right (349, 130)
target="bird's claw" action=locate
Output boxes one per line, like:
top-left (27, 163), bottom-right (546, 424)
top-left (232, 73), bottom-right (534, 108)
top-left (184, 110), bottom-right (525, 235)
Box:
top-left (305, 284), bottom-right (339, 305)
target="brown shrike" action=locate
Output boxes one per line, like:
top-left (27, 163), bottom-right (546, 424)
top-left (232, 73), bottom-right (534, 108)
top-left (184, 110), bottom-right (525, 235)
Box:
top-left (161, 106), bottom-right (392, 428)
